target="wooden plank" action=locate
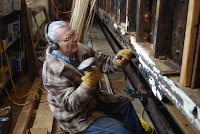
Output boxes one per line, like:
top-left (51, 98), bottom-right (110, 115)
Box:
top-left (165, 104), bottom-right (196, 134)
top-left (31, 93), bottom-right (54, 134)
top-left (0, 10), bottom-right (14, 18)
top-left (111, 81), bottom-right (133, 100)
top-left (30, 128), bottom-right (48, 134)
top-left (180, 0), bottom-right (200, 86)
top-left (126, 0), bottom-right (137, 32)
top-left (153, 0), bottom-right (174, 58)
top-left (21, 0), bottom-right (39, 81)
top-left (12, 77), bottom-right (42, 134)
top-left (136, 0), bottom-right (151, 42)
top-left (160, 71), bottom-right (180, 76)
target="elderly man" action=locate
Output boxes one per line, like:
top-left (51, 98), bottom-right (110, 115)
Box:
top-left (42, 20), bottom-right (145, 134)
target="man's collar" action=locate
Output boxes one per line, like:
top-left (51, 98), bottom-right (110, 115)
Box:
top-left (45, 47), bottom-right (82, 76)
top-left (51, 50), bottom-right (70, 63)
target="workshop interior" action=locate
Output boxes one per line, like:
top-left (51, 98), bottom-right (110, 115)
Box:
top-left (0, 0), bottom-right (199, 134)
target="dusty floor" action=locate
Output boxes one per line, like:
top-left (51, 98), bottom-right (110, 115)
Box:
top-left (0, 71), bottom-right (33, 134)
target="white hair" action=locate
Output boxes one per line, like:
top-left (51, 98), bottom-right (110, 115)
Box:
top-left (45, 21), bottom-right (68, 43)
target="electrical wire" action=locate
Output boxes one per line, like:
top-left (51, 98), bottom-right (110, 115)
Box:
top-left (138, 83), bottom-right (142, 92)
top-left (137, 108), bottom-right (154, 134)
top-left (0, 38), bottom-right (46, 106)
top-left (51, 0), bottom-right (74, 23)
top-left (51, 0), bottom-right (73, 14)
top-left (135, 83), bottom-right (154, 133)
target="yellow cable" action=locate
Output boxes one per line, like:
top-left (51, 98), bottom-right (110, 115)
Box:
top-left (1, 39), bottom-right (16, 93)
top-left (137, 108), bottom-right (154, 134)
top-left (138, 83), bottom-right (142, 92)
top-left (0, 38), bottom-right (46, 106)
top-left (137, 84), bottom-right (154, 133)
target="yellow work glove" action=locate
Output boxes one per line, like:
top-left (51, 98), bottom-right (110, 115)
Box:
top-left (81, 66), bottom-right (102, 87)
top-left (116, 49), bottom-right (133, 66)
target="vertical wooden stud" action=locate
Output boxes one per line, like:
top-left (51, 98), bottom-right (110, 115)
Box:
top-left (153, 0), bottom-right (174, 58)
top-left (136, 0), bottom-right (151, 42)
top-left (117, 0), bottom-right (126, 24)
top-left (107, 0), bottom-right (111, 15)
top-left (180, 0), bottom-right (200, 86)
top-left (111, 0), bottom-right (115, 18)
top-left (191, 25), bottom-right (200, 89)
top-left (126, 0), bottom-right (137, 32)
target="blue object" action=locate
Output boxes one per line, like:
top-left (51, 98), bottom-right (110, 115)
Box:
top-left (124, 87), bottom-right (131, 93)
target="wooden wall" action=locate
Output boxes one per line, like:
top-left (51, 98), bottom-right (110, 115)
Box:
top-left (97, 0), bottom-right (200, 88)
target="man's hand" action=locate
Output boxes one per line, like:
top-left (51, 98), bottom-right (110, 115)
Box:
top-left (116, 49), bottom-right (133, 66)
top-left (81, 66), bottom-right (102, 87)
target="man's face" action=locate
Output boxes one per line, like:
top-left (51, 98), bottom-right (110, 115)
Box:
top-left (56, 25), bottom-right (78, 57)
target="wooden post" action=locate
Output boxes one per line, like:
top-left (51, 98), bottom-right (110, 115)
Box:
top-left (126, 0), bottom-right (137, 32)
top-left (180, 0), bottom-right (200, 87)
top-left (114, 0), bottom-right (118, 21)
top-left (107, 0), bottom-right (111, 15)
top-left (103, 0), bottom-right (106, 11)
top-left (153, 0), bottom-right (174, 58)
top-left (136, 0), bottom-right (151, 42)
top-left (191, 25), bottom-right (200, 89)
top-left (111, 0), bottom-right (115, 18)
top-left (21, 0), bottom-right (39, 81)
top-left (117, 0), bottom-right (126, 24)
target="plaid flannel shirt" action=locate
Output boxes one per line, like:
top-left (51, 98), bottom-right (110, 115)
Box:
top-left (42, 43), bottom-right (121, 133)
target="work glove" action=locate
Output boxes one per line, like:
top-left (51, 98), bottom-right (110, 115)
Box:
top-left (116, 49), bottom-right (133, 66)
top-left (81, 66), bottom-right (102, 87)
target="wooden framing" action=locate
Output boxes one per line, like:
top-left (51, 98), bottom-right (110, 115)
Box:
top-left (126, 0), bottom-right (137, 32)
top-left (111, 0), bottom-right (117, 21)
top-left (97, 0), bottom-right (200, 132)
top-left (170, 0), bottom-right (189, 67)
top-left (153, 0), bottom-right (174, 58)
top-left (136, 0), bottom-right (151, 42)
top-left (191, 25), bottom-right (200, 89)
top-left (117, 0), bottom-right (126, 24)
top-left (107, 0), bottom-right (111, 15)
top-left (180, 0), bottom-right (200, 87)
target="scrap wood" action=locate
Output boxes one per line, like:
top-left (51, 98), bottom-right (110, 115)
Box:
top-left (12, 77), bottom-right (42, 134)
